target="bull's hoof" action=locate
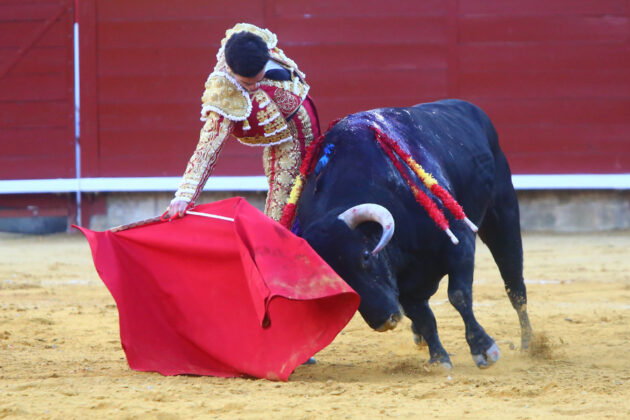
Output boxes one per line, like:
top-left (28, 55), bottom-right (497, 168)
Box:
top-left (429, 354), bottom-right (453, 370)
top-left (472, 342), bottom-right (500, 369)
top-left (375, 313), bottom-right (402, 332)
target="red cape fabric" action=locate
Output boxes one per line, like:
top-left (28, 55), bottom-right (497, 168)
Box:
top-left (75, 197), bottom-right (359, 381)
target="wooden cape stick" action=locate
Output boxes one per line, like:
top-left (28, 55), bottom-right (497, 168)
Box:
top-left (185, 211), bottom-right (234, 222)
top-left (109, 210), bottom-right (234, 232)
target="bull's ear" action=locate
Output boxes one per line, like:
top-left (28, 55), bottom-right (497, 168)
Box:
top-left (337, 203), bottom-right (395, 254)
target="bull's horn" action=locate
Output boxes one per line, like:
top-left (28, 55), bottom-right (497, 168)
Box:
top-left (338, 204), bottom-right (395, 254)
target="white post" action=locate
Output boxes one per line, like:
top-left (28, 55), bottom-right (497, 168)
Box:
top-left (74, 21), bottom-right (82, 226)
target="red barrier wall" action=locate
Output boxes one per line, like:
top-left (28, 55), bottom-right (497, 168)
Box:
top-left (0, 0), bottom-right (75, 180)
top-left (2, 0), bottom-right (629, 182)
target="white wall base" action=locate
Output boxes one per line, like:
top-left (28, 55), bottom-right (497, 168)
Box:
top-left (1, 174), bottom-right (629, 194)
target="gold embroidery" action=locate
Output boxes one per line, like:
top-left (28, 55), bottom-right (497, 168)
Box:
top-left (255, 100), bottom-right (278, 124)
top-left (263, 134), bottom-right (301, 221)
top-left (238, 130), bottom-right (291, 146)
top-left (286, 118), bottom-right (299, 145)
top-left (273, 89), bottom-right (301, 115)
top-left (175, 112), bottom-right (233, 202)
top-left (256, 107), bottom-right (283, 131)
top-left (260, 78), bottom-right (309, 101)
top-left (201, 74), bottom-right (250, 121)
top-left (295, 105), bottom-right (314, 145)
top-left (252, 90), bottom-right (269, 106)
top-left (237, 94), bottom-right (292, 146)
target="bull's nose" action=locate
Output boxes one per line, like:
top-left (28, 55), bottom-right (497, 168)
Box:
top-left (375, 312), bottom-right (402, 332)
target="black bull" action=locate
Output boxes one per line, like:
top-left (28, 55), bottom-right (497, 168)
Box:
top-left (296, 99), bottom-right (533, 369)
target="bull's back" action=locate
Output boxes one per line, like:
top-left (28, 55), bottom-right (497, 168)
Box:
top-left (356, 100), bottom-right (498, 198)
top-left (403, 100), bottom-right (498, 217)
top-left (340, 99), bottom-right (497, 165)
top-left (302, 99), bottom-right (500, 227)
top-left (406, 99), bottom-right (497, 164)
top-left (373, 100), bottom-right (497, 221)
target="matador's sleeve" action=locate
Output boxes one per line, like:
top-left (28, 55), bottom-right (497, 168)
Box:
top-left (173, 111), bottom-right (234, 204)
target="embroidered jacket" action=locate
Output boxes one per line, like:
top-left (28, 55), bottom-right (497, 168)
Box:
top-left (174, 23), bottom-right (311, 204)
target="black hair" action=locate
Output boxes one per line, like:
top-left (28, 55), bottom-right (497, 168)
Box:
top-left (224, 32), bottom-right (270, 77)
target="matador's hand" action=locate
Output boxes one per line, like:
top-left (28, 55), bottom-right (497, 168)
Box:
top-left (167, 199), bottom-right (189, 219)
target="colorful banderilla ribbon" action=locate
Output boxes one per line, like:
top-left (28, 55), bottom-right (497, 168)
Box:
top-left (371, 125), bottom-right (477, 245)
top-left (279, 119), bottom-right (340, 229)
top-left (279, 121), bottom-right (477, 245)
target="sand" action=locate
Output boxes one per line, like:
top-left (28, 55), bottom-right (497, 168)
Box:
top-left (1, 230), bottom-right (629, 419)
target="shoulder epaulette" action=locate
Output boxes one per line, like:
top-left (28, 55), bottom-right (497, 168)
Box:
top-left (200, 72), bottom-right (252, 122)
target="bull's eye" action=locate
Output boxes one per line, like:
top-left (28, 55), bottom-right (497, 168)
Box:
top-left (362, 250), bottom-right (370, 263)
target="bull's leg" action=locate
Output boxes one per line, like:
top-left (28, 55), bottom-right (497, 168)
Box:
top-left (447, 236), bottom-right (500, 368)
top-left (478, 152), bottom-right (533, 350)
top-left (411, 323), bottom-right (426, 346)
top-left (400, 298), bottom-right (452, 369)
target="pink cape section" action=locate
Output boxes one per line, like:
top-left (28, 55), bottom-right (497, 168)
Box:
top-left (75, 197), bottom-right (359, 381)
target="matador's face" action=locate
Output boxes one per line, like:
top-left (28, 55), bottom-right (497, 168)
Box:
top-left (231, 68), bottom-right (265, 92)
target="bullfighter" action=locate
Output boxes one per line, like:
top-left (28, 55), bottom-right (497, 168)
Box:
top-left (167, 23), bottom-right (320, 221)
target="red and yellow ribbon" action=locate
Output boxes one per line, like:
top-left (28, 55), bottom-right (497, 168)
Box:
top-left (371, 126), bottom-right (473, 240)
top-left (279, 121), bottom-right (475, 244)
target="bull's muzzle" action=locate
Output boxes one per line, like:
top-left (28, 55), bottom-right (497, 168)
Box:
top-left (375, 312), bottom-right (402, 332)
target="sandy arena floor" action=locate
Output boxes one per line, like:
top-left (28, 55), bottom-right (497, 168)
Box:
top-left (1, 230), bottom-right (629, 419)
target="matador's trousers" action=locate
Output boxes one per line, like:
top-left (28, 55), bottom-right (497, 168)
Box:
top-left (262, 97), bottom-right (320, 221)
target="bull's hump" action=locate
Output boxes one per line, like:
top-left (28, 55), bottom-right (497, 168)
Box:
top-left (329, 109), bottom-right (423, 161)
top-left (339, 108), bottom-right (411, 138)
top-left (341, 107), bottom-right (409, 125)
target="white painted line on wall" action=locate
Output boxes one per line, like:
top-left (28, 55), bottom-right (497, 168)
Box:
top-left (511, 174), bottom-right (630, 190)
top-left (0, 176), bottom-right (269, 194)
top-left (0, 174), bottom-right (629, 195)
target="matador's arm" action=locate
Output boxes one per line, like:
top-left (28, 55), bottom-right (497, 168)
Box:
top-left (172, 111), bottom-right (234, 206)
